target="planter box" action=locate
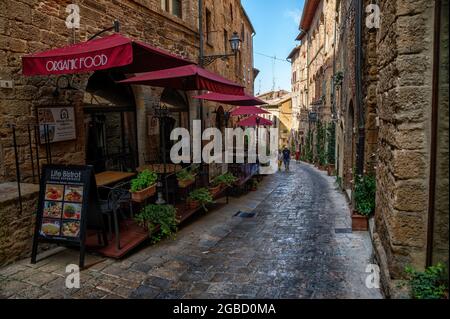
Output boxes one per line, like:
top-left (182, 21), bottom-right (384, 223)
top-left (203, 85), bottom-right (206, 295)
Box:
top-left (131, 184), bottom-right (156, 203)
top-left (187, 199), bottom-right (200, 210)
top-left (208, 185), bottom-right (222, 197)
top-left (352, 212), bottom-right (369, 231)
top-left (178, 178), bottom-right (195, 188)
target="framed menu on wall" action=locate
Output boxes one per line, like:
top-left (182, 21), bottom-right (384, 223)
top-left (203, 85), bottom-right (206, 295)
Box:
top-left (31, 164), bottom-right (104, 268)
top-left (37, 106), bottom-right (77, 144)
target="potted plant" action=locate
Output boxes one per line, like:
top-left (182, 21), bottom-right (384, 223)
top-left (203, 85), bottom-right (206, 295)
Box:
top-left (352, 174), bottom-right (376, 231)
top-left (249, 178), bottom-right (259, 191)
top-left (211, 172), bottom-right (238, 190)
top-left (130, 169), bottom-right (158, 202)
top-left (187, 188), bottom-right (213, 211)
top-left (134, 204), bottom-right (179, 244)
top-left (177, 169), bottom-right (195, 188)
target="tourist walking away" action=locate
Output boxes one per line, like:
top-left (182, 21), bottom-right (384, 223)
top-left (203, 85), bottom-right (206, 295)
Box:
top-left (282, 146), bottom-right (291, 171)
top-left (278, 149), bottom-right (283, 171)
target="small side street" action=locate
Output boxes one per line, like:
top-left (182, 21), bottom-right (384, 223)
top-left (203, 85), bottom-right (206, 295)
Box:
top-left (0, 162), bottom-right (381, 299)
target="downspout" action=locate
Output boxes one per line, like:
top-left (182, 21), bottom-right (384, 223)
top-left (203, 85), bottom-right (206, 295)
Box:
top-left (198, 0), bottom-right (206, 183)
top-left (426, 0), bottom-right (441, 267)
top-left (355, 0), bottom-right (365, 175)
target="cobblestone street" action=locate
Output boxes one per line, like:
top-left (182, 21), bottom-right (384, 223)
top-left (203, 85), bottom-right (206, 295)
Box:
top-left (0, 162), bottom-right (382, 299)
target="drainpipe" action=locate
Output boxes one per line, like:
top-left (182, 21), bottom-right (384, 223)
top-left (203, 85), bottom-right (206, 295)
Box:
top-left (426, 0), bottom-right (442, 267)
top-left (355, 0), bottom-right (365, 175)
top-left (198, 0), bottom-right (207, 184)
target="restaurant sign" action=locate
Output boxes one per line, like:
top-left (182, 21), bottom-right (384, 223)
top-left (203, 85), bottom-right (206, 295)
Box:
top-left (37, 107), bottom-right (76, 144)
top-left (31, 165), bottom-right (103, 268)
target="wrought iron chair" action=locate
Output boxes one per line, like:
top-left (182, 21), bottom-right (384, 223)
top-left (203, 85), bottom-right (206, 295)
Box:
top-left (97, 182), bottom-right (133, 251)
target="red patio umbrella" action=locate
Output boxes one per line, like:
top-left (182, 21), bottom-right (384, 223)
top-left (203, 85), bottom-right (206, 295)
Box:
top-left (231, 106), bottom-right (270, 116)
top-left (118, 64), bottom-right (245, 96)
top-left (193, 92), bottom-right (266, 106)
top-left (22, 33), bottom-right (193, 76)
top-left (237, 115), bottom-right (273, 127)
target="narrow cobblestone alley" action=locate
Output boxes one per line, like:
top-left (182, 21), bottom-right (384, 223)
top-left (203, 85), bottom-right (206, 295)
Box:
top-left (0, 162), bottom-right (382, 299)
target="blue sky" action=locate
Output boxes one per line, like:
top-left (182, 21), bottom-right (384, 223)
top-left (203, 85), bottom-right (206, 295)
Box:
top-left (242, 0), bottom-right (305, 95)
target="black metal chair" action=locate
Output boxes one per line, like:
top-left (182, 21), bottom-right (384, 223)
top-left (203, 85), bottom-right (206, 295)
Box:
top-left (97, 182), bottom-right (133, 251)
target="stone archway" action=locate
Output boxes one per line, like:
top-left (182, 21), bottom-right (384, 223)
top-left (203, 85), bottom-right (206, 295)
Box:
top-left (83, 71), bottom-right (138, 173)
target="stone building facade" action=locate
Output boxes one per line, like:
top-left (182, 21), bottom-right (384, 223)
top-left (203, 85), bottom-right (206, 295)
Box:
top-left (258, 90), bottom-right (293, 149)
top-left (289, 0), bottom-right (336, 164)
top-left (290, 0), bottom-right (449, 297)
top-left (0, 0), bottom-right (256, 265)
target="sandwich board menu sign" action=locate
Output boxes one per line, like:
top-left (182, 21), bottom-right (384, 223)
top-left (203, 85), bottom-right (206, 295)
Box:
top-left (31, 164), bottom-right (103, 268)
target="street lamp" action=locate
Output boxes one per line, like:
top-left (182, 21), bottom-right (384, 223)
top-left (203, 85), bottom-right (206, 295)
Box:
top-left (201, 31), bottom-right (242, 66)
top-left (229, 31), bottom-right (242, 54)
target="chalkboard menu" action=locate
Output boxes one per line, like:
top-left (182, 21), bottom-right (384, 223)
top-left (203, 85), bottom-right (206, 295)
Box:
top-left (31, 164), bottom-right (103, 268)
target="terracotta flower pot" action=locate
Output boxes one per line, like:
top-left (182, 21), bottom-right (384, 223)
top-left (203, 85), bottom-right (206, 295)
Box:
top-left (352, 211), bottom-right (369, 231)
top-left (178, 178), bottom-right (195, 188)
top-left (131, 184), bottom-right (156, 203)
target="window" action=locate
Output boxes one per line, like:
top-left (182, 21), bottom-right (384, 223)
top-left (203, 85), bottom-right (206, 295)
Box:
top-left (161, 0), bottom-right (182, 19)
top-left (230, 4), bottom-right (233, 21)
top-left (223, 29), bottom-right (228, 52)
top-left (206, 9), bottom-right (212, 45)
top-left (172, 0), bottom-right (182, 18)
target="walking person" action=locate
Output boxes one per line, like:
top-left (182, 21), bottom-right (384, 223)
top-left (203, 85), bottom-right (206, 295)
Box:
top-left (282, 146), bottom-right (291, 171)
top-left (278, 149), bottom-right (283, 171)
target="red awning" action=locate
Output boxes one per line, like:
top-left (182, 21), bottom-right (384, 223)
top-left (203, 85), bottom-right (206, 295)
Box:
top-left (118, 64), bottom-right (245, 96)
top-left (193, 92), bottom-right (266, 106)
top-left (238, 115), bottom-right (273, 127)
top-left (22, 34), bottom-right (193, 76)
top-left (231, 106), bottom-right (270, 116)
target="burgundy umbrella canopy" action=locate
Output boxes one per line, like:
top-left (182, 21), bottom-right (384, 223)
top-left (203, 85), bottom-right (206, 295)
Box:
top-left (231, 106), bottom-right (270, 116)
top-left (238, 115), bottom-right (273, 127)
top-left (118, 64), bottom-right (245, 95)
top-left (22, 33), bottom-right (193, 76)
top-left (193, 92), bottom-right (266, 106)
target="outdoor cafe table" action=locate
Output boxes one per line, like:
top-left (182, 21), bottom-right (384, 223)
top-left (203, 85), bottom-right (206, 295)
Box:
top-left (137, 164), bottom-right (183, 174)
top-left (95, 171), bottom-right (136, 187)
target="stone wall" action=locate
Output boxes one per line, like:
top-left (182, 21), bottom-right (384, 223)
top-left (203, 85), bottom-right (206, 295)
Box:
top-left (373, 0), bottom-right (435, 293)
top-left (0, 183), bottom-right (39, 265)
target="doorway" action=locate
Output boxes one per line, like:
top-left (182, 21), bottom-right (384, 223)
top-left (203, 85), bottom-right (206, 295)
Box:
top-left (84, 71), bottom-right (138, 173)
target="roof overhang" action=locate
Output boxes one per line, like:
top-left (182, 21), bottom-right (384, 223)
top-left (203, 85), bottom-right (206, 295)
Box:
top-left (299, 0), bottom-right (320, 31)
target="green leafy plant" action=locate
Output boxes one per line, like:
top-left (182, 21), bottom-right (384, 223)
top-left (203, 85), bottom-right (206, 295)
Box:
top-left (188, 188), bottom-right (213, 211)
top-left (135, 205), bottom-right (178, 244)
top-left (316, 120), bottom-right (327, 166)
top-left (405, 263), bottom-right (448, 299)
top-left (354, 174), bottom-right (376, 216)
top-left (249, 178), bottom-right (259, 189)
top-left (304, 130), bottom-right (314, 163)
top-left (334, 71), bottom-right (344, 87)
top-left (212, 172), bottom-right (238, 187)
top-left (176, 168), bottom-right (195, 182)
top-left (327, 122), bottom-right (336, 165)
top-left (335, 175), bottom-right (343, 188)
top-left (189, 164), bottom-right (200, 175)
top-left (130, 169), bottom-right (158, 193)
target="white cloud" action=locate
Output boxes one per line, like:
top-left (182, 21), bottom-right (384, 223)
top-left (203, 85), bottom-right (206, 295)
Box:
top-left (284, 9), bottom-right (301, 25)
